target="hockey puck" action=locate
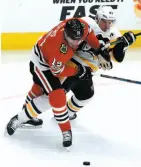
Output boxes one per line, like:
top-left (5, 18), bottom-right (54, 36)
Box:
top-left (83, 161), bottom-right (90, 166)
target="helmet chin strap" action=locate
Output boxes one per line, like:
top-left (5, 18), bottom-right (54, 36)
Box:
top-left (95, 16), bottom-right (100, 24)
top-left (96, 16), bottom-right (102, 28)
top-left (96, 17), bottom-right (106, 32)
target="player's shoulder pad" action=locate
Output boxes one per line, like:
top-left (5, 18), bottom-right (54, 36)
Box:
top-left (81, 17), bottom-right (100, 35)
top-left (109, 26), bottom-right (121, 41)
top-left (81, 17), bottom-right (98, 28)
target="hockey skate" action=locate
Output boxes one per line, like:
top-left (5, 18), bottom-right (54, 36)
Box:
top-left (20, 118), bottom-right (43, 129)
top-left (62, 130), bottom-right (72, 148)
top-left (6, 115), bottom-right (22, 135)
top-left (68, 109), bottom-right (77, 121)
top-left (20, 104), bottom-right (43, 128)
top-left (69, 113), bottom-right (77, 120)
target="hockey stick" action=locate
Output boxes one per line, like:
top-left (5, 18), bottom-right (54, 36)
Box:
top-left (94, 32), bottom-right (141, 85)
top-left (110, 32), bottom-right (141, 45)
top-left (94, 73), bottom-right (141, 85)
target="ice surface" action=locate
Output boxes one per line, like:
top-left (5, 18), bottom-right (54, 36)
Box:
top-left (0, 49), bottom-right (141, 167)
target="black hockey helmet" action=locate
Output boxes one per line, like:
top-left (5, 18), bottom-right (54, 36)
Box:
top-left (64, 19), bottom-right (84, 40)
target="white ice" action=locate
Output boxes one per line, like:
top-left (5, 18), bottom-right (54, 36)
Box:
top-left (0, 49), bottom-right (141, 167)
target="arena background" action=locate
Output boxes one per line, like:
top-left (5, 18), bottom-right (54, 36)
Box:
top-left (1, 0), bottom-right (141, 50)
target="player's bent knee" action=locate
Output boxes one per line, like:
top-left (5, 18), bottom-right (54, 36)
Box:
top-left (49, 89), bottom-right (66, 108)
top-left (73, 95), bottom-right (94, 107)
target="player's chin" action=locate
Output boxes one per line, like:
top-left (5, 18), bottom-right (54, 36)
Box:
top-left (102, 27), bottom-right (110, 32)
top-left (101, 28), bottom-right (106, 32)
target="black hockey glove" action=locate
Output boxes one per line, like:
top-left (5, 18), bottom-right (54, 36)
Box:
top-left (76, 65), bottom-right (93, 80)
top-left (119, 31), bottom-right (136, 47)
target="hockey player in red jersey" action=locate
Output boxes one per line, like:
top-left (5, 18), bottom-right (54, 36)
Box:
top-left (19, 4), bottom-right (137, 129)
top-left (21, 6), bottom-right (136, 127)
top-left (6, 18), bottom-right (111, 148)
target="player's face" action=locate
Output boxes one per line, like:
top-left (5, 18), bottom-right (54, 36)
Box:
top-left (99, 19), bottom-right (114, 32)
top-left (66, 36), bottom-right (83, 49)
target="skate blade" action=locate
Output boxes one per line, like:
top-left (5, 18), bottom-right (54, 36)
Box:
top-left (19, 124), bottom-right (42, 129)
top-left (66, 147), bottom-right (70, 152)
top-left (63, 146), bottom-right (71, 152)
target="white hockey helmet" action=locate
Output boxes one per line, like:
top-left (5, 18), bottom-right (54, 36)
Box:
top-left (96, 5), bottom-right (116, 22)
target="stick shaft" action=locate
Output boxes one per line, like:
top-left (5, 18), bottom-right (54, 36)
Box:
top-left (97, 74), bottom-right (141, 85)
top-left (135, 32), bottom-right (141, 37)
top-left (110, 32), bottom-right (141, 45)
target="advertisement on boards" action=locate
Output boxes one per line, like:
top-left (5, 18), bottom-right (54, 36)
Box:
top-left (2, 0), bottom-right (141, 49)
top-left (2, 0), bottom-right (141, 32)
top-left (52, 0), bottom-right (141, 30)
top-left (52, 0), bottom-right (124, 21)
top-left (133, 0), bottom-right (141, 19)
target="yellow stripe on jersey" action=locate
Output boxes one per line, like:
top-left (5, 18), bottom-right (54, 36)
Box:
top-left (26, 103), bottom-right (38, 117)
top-left (68, 99), bottom-right (80, 112)
top-left (77, 57), bottom-right (99, 72)
top-left (109, 43), bottom-right (115, 50)
top-left (66, 61), bottom-right (77, 68)
top-left (66, 54), bottom-right (99, 72)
